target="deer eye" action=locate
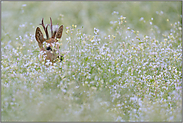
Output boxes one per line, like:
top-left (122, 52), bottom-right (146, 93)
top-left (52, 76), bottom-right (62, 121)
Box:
top-left (46, 46), bottom-right (52, 51)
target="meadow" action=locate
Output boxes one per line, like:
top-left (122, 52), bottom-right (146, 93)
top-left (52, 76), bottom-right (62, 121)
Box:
top-left (1, 1), bottom-right (182, 122)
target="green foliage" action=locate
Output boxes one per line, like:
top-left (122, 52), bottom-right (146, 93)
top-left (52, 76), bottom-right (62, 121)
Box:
top-left (1, 1), bottom-right (182, 122)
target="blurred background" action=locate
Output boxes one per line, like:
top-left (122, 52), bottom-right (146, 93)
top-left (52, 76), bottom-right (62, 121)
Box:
top-left (1, 1), bottom-right (182, 122)
top-left (2, 1), bottom-right (182, 38)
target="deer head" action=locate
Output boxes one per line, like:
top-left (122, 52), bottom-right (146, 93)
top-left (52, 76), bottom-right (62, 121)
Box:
top-left (35, 17), bottom-right (64, 65)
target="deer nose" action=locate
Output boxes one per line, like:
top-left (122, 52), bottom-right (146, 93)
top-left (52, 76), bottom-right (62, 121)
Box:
top-left (46, 46), bottom-right (52, 51)
top-left (57, 55), bottom-right (64, 62)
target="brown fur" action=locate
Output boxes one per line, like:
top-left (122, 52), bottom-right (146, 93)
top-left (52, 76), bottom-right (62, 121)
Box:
top-left (35, 18), bottom-right (63, 65)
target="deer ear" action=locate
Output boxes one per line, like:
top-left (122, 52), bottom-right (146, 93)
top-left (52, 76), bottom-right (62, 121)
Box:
top-left (35, 27), bottom-right (45, 43)
top-left (55, 25), bottom-right (63, 39)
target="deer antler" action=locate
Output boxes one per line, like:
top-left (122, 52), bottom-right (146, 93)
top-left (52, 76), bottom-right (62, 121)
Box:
top-left (51, 23), bottom-right (59, 38)
top-left (50, 17), bottom-right (53, 37)
top-left (40, 18), bottom-right (49, 39)
top-left (52, 30), bottom-right (57, 38)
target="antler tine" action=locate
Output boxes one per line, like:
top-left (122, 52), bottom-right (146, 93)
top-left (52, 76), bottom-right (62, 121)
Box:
top-left (51, 23), bottom-right (59, 38)
top-left (39, 18), bottom-right (49, 39)
top-left (50, 17), bottom-right (53, 37)
top-left (45, 24), bottom-right (49, 39)
top-left (51, 31), bottom-right (57, 38)
top-left (39, 18), bottom-right (45, 30)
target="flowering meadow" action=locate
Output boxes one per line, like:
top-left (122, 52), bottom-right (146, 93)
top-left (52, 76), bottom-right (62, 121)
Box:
top-left (1, 1), bottom-right (182, 122)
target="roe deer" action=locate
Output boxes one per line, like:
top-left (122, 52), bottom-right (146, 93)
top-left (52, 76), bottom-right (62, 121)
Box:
top-left (35, 17), bottom-right (64, 65)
